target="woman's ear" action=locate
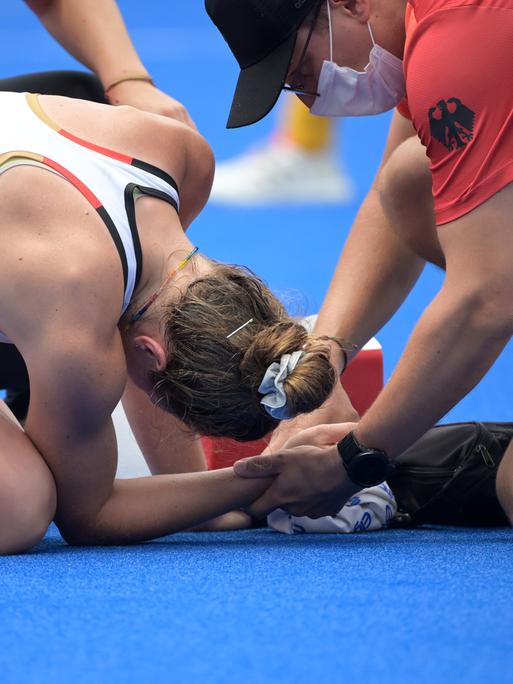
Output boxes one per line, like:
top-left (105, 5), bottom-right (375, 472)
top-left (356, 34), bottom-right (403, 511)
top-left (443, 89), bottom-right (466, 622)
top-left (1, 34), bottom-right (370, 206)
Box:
top-left (133, 335), bottom-right (167, 372)
top-left (332, 0), bottom-right (371, 23)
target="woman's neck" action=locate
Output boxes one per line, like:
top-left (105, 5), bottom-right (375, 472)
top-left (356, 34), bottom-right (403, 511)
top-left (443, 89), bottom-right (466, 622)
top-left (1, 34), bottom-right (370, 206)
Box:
top-left (120, 246), bottom-right (212, 332)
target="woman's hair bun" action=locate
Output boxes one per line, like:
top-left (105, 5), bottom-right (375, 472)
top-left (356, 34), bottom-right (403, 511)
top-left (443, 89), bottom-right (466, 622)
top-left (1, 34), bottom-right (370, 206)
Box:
top-left (152, 263), bottom-right (337, 441)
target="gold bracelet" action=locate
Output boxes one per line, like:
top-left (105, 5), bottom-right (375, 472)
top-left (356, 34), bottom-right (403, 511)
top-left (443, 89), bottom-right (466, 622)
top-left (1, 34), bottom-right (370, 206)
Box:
top-left (104, 74), bottom-right (155, 94)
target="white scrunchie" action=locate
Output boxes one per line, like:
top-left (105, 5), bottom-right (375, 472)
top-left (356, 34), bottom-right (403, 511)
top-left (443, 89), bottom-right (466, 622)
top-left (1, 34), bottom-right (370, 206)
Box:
top-left (258, 351), bottom-right (305, 420)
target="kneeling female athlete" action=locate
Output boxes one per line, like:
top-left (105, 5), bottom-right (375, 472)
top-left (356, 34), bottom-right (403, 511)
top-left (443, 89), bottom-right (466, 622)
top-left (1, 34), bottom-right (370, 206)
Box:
top-left (0, 91), bottom-right (339, 553)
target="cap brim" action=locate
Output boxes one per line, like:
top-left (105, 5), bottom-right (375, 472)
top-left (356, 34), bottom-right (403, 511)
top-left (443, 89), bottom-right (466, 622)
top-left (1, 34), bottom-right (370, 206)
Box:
top-left (227, 32), bottom-right (297, 129)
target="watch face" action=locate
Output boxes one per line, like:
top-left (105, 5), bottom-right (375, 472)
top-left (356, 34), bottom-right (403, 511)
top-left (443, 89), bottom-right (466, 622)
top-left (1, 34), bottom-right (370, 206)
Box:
top-left (350, 452), bottom-right (389, 487)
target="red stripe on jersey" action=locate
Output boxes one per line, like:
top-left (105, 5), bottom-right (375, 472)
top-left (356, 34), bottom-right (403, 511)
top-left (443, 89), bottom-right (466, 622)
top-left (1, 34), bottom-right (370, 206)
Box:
top-left (42, 156), bottom-right (102, 209)
top-left (59, 129), bottom-right (133, 165)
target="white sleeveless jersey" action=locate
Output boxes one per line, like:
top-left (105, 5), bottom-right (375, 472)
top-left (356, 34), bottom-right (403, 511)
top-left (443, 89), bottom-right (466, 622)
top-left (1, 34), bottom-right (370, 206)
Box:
top-left (0, 91), bottom-right (180, 344)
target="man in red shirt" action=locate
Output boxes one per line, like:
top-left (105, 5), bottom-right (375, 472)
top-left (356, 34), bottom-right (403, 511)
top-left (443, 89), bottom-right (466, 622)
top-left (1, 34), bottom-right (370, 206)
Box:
top-left (207, 0), bottom-right (513, 521)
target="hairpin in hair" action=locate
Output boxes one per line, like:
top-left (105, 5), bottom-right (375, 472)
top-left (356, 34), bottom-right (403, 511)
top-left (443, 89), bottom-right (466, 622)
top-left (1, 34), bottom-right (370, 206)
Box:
top-left (227, 318), bottom-right (254, 339)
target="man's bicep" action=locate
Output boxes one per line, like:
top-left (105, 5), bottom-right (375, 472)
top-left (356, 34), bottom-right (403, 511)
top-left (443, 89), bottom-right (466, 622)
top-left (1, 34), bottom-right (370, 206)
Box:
top-left (438, 182), bottom-right (513, 288)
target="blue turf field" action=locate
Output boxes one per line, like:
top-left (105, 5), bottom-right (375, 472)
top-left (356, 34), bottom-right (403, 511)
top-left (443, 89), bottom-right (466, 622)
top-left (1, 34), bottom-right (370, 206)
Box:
top-left (1, 2), bottom-right (512, 682)
top-left (1, 525), bottom-right (512, 684)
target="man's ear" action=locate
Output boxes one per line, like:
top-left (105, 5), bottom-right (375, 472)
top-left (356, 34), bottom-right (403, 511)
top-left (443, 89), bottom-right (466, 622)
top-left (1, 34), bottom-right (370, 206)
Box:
top-left (133, 335), bottom-right (167, 372)
top-left (332, 0), bottom-right (371, 23)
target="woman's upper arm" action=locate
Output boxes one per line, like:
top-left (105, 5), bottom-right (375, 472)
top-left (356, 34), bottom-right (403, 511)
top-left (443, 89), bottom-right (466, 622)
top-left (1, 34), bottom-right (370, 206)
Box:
top-left (179, 129), bottom-right (215, 229)
top-left (23, 0), bottom-right (52, 15)
top-left (23, 337), bottom-right (126, 530)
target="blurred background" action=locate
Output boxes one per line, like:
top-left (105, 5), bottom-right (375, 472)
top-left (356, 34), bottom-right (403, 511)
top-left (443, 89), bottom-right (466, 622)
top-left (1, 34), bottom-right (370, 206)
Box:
top-left (1, 0), bottom-right (511, 422)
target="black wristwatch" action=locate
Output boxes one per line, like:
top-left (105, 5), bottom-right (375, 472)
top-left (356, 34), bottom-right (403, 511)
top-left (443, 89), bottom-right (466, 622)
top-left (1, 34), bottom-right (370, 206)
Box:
top-left (337, 432), bottom-right (394, 488)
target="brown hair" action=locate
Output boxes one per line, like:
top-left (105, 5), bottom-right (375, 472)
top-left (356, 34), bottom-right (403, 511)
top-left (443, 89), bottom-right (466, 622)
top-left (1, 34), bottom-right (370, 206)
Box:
top-left (151, 263), bottom-right (337, 441)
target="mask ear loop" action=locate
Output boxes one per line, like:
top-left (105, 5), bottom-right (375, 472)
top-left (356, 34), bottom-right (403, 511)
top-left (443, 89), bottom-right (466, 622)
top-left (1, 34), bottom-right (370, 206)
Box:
top-left (326, 0), bottom-right (333, 61)
top-left (367, 21), bottom-right (377, 47)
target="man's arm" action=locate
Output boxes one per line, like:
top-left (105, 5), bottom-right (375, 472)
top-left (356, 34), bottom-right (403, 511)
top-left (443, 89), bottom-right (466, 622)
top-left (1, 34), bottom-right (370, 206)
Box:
top-left (24, 0), bottom-right (195, 126)
top-left (355, 182), bottom-right (513, 457)
top-left (268, 111), bottom-right (424, 450)
top-left (236, 182), bottom-right (513, 519)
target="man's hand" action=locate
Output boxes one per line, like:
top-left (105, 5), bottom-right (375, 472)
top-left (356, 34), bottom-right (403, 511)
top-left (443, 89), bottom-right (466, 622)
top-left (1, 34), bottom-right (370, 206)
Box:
top-left (265, 379), bottom-right (359, 453)
top-left (279, 421), bottom-right (359, 450)
top-left (233, 422), bottom-right (359, 519)
top-left (106, 80), bottom-right (196, 129)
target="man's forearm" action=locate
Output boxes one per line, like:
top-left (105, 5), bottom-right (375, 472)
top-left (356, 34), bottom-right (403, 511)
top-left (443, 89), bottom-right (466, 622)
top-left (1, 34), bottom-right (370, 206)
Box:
top-left (314, 185), bottom-right (424, 372)
top-left (355, 284), bottom-right (513, 458)
top-left (26, 0), bottom-right (148, 89)
top-left (58, 468), bottom-right (272, 545)
top-left (268, 185), bottom-right (425, 440)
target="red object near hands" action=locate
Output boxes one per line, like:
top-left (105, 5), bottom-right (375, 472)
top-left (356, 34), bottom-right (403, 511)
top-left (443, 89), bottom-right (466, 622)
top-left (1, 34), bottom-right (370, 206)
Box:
top-left (203, 338), bottom-right (384, 470)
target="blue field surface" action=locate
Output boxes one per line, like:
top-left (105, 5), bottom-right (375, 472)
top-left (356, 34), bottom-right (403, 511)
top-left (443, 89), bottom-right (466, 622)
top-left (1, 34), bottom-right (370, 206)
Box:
top-left (0, 2), bottom-right (512, 683)
top-left (1, 524), bottom-right (512, 684)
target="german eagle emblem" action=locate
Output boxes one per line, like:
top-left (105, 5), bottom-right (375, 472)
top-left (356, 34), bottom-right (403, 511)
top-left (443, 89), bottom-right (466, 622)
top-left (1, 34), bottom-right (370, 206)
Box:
top-left (428, 98), bottom-right (475, 151)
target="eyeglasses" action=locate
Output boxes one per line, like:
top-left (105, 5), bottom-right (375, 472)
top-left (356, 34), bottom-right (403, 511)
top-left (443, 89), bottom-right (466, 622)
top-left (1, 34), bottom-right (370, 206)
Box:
top-left (282, 0), bottom-right (323, 98)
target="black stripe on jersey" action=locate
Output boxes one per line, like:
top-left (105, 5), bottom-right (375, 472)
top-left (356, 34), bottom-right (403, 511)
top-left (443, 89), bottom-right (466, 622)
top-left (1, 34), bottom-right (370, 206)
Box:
top-left (96, 205), bottom-right (129, 294)
top-left (130, 158), bottom-right (180, 196)
top-left (124, 184), bottom-right (180, 293)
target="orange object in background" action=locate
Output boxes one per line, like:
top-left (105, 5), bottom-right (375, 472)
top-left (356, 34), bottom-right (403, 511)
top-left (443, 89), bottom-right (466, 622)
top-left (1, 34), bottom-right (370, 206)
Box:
top-left (202, 338), bottom-right (384, 470)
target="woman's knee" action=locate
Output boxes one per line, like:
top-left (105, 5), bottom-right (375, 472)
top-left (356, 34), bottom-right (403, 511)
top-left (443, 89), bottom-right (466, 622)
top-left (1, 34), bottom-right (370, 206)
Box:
top-left (0, 415), bottom-right (57, 554)
top-left (0, 463), bottom-right (57, 554)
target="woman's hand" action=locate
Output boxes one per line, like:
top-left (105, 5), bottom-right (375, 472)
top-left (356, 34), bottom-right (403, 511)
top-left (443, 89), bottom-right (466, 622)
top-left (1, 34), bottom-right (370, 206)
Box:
top-left (106, 79), bottom-right (196, 129)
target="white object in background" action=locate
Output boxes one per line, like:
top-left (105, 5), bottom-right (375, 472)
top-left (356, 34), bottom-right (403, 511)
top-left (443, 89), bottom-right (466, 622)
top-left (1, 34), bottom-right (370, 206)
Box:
top-left (267, 482), bottom-right (397, 534)
top-left (210, 139), bottom-right (354, 206)
top-left (301, 313), bottom-right (382, 352)
top-left (113, 404), bottom-right (150, 478)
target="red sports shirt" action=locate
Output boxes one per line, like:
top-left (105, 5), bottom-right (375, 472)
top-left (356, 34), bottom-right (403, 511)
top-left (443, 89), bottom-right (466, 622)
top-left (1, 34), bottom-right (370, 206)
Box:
top-left (396, 0), bottom-right (513, 225)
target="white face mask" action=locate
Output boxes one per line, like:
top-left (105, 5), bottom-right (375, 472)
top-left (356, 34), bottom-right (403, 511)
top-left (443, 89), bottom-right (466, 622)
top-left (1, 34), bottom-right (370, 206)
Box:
top-left (310, 3), bottom-right (406, 117)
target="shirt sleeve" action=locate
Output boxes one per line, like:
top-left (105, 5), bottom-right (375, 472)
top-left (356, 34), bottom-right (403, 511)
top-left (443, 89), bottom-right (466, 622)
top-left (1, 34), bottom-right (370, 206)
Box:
top-left (402, 2), bottom-right (513, 225)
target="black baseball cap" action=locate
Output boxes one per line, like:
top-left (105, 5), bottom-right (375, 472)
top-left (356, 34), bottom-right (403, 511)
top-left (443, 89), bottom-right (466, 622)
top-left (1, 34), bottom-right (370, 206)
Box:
top-left (206, 0), bottom-right (321, 128)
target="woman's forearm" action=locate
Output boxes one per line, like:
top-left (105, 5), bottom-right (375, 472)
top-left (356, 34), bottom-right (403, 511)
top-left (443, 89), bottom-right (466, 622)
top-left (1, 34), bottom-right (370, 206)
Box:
top-left (58, 468), bottom-right (272, 545)
top-left (25, 0), bottom-right (148, 89)
top-left (121, 377), bottom-right (208, 475)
